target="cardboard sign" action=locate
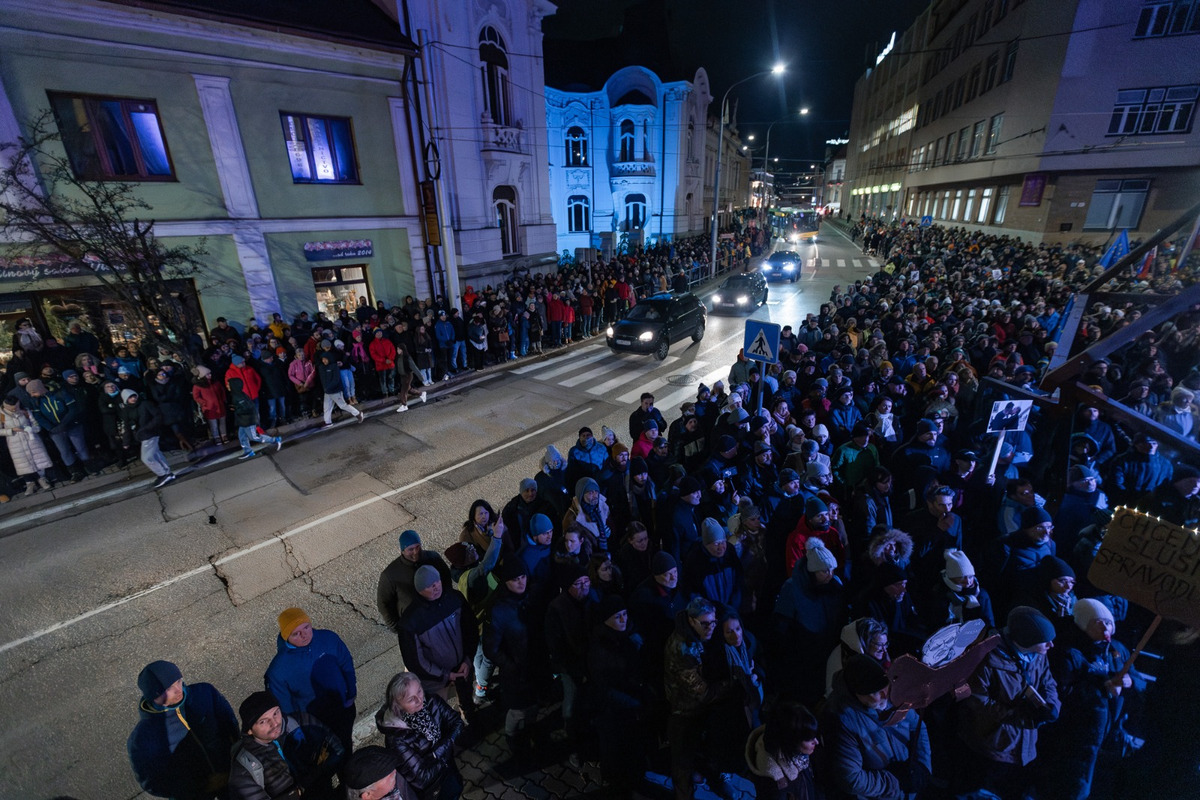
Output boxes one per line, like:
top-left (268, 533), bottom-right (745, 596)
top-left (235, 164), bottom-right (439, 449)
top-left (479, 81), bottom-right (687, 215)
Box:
top-left (1089, 506), bottom-right (1200, 628)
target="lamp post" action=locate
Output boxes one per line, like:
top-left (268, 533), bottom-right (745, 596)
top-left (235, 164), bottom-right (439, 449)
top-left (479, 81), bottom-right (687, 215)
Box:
top-left (761, 107), bottom-right (808, 234)
top-left (709, 63), bottom-right (785, 279)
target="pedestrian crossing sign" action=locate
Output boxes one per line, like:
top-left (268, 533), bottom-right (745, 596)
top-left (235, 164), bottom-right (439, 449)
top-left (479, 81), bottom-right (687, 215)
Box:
top-left (743, 320), bottom-right (781, 364)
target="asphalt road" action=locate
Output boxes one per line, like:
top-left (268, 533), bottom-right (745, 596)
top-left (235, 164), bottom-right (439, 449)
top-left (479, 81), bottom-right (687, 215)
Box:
top-left (0, 224), bottom-right (879, 800)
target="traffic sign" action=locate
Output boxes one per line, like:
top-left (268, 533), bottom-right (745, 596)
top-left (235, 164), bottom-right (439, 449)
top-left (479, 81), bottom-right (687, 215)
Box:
top-left (743, 320), bottom-right (781, 364)
top-left (920, 215), bottom-right (933, 228)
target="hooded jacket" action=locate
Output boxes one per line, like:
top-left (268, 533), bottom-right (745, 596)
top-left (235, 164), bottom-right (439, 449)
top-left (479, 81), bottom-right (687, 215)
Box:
top-left (127, 682), bottom-right (239, 800)
top-left (228, 378), bottom-right (257, 428)
top-left (264, 629), bottom-right (356, 723)
top-left (397, 589), bottom-right (477, 692)
top-left (376, 552), bottom-right (452, 632)
top-left (663, 611), bottom-right (730, 716)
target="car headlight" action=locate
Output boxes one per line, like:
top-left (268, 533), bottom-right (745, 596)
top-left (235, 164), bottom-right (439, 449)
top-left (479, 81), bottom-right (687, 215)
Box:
top-left (638, 331), bottom-right (654, 342)
top-left (761, 264), bottom-right (772, 271)
top-left (783, 263), bottom-right (796, 271)
top-left (736, 295), bottom-right (749, 304)
top-left (606, 326), bottom-right (614, 337)
top-left (712, 294), bottom-right (722, 303)
top-left (789, 234), bottom-right (799, 242)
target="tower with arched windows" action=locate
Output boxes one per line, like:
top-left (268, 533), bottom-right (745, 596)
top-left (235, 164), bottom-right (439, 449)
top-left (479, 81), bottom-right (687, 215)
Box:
top-left (545, 66), bottom-right (711, 258)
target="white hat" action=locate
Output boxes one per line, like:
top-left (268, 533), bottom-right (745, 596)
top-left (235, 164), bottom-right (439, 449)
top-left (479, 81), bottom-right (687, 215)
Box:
top-left (1073, 598), bottom-right (1114, 632)
top-left (943, 548), bottom-right (974, 580)
top-left (806, 539), bottom-right (838, 572)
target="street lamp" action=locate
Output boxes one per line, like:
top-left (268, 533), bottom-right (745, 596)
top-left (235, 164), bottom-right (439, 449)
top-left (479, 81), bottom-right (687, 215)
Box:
top-left (761, 107), bottom-right (812, 231)
top-left (710, 63), bottom-right (785, 278)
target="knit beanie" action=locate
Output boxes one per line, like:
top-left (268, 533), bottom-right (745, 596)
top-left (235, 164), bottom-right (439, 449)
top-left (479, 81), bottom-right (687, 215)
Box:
top-left (398, 529), bottom-right (421, 549)
top-left (414, 565), bottom-right (441, 593)
top-left (806, 540), bottom-right (838, 572)
top-left (701, 517), bottom-right (727, 545)
top-left (1069, 464), bottom-right (1101, 483)
top-left (519, 477), bottom-right (538, 492)
top-left (598, 594), bottom-right (627, 623)
top-left (530, 513), bottom-right (554, 536)
top-left (876, 561), bottom-right (908, 587)
top-left (1020, 506), bottom-right (1053, 529)
top-left (277, 607), bottom-right (311, 640)
top-left (807, 460), bottom-right (831, 479)
top-left (1005, 606), bottom-right (1057, 648)
top-left (943, 549), bottom-right (974, 580)
top-left (575, 477), bottom-right (600, 503)
top-left (239, 690), bottom-right (280, 733)
top-left (805, 497), bottom-right (829, 518)
top-left (136, 660), bottom-right (182, 701)
top-left (24, 379), bottom-right (46, 395)
top-left (629, 457), bottom-right (649, 476)
top-left (1073, 598), bottom-right (1115, 633)
top-left (497, 558), bottom-right (528, 583)
top-left (1038, 555), bottom-right (1075, 584)
top-left (650, 551), bottom-right (677, 575)
top-left (678, 476), bottom-right (703, 495)
top-left (542, 445), bottom-right (566, 471)
top-left (842, 654), bottom-right (889, 695)
top-left (120, 389), bottom-right (138, 403)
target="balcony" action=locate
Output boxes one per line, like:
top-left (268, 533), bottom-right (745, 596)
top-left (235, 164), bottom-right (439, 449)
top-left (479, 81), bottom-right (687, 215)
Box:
top-left (481, 120), bottom-right (525, 154)
top-left (612, 160), bottom-right (656, 177)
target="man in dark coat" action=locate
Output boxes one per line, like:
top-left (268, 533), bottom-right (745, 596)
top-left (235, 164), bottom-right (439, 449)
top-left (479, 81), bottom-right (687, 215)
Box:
top-left (628, 392), bottom-right (668, 441)
top-left (483, 558), bottom-right (538, 765)
top-left (229, 690), bottom-right (344, 800)
top-left (127, 661), bottom-right (239, 800)
top-left (396, 566), bottom-right (478, 705)
top-left (377, 529), bottom-right (452, 634)
top-left (629, 551), bottom-right (686, 696)
top-left (682, 518), bottom-right (743, 612)
top-left (544, 563), bottom-right (598, 763)
top-left (501, 477), bottom-right (558, 542)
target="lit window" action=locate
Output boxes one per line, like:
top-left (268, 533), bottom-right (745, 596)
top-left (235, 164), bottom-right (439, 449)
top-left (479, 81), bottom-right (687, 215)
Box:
top-left (1084, 180), bottom-right (1149, 231)
top-left (970, 120), bottom-right (986, 158)
top-left (977, 187), bottom-right (994, 223)
top-left (994, 186), bottom-right (1010, 224)
top-left (280, 113), bottom-right (358, 184)
top-left (479, 26), bottom-right (511, 126)
top-left (986, 114), bottom-right (1004, 153)
top-left (48, 92), bottom-right (173, 180)
top-left (565, 127), bottom-right (588, 166)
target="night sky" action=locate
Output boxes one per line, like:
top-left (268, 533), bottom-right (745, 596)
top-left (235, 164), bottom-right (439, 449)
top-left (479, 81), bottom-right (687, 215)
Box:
top-left (543, 0), bottom-right (929, 174)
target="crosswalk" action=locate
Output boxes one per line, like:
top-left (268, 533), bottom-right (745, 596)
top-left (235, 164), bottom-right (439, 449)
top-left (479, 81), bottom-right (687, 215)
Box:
top-left (514, 343), bottom-right (731, 414)
top-left (806, 257), bottom-right (877, 269)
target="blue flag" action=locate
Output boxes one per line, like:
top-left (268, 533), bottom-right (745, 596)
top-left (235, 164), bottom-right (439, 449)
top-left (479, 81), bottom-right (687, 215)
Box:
top-left (1097, 230), bottom-right (1130, 268)
top-left (1051, 293), bottom-right (1075, 343)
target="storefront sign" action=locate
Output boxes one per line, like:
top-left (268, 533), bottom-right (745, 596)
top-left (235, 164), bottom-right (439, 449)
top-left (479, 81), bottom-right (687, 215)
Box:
top-left (303, 239), bottom-right (373, 261)
top-left (0, 254), bottom-right (118, 285)
top-left (1019, 173), bottom-right (1047, 207)
top-left (1089, 506), bottom-right (1200, 627)
top-left (419, 181), bottom-right (441, 247)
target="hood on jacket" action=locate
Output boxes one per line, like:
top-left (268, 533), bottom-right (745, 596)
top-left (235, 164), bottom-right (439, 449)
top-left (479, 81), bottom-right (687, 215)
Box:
top-left (227, 377), bottom-right (246, 396)
top-left (867, 528), bottom-right (913, 564)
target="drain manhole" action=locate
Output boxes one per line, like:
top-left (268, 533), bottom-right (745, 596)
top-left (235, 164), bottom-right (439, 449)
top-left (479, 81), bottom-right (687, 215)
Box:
top-left (667, 373), bottom-right (698, 386)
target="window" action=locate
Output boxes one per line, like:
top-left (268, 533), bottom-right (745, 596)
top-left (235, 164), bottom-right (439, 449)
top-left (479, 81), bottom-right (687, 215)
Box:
top-left (623, 193), bottom-right (646, 231)
top-left (970, 120), bottom-right (987, 158)
top-left (687, 118), bottom-right (695, 159)
top-left (493, 185), bottom-right (519, 255)
top-left (966, 65), bottom-right (982, 102)
top-left (965, 188), bottom-right (977, 220)
top-left (619, 119), bottom-right (636, 161)
top-left (1134, 1), bottom-right (1200, 38)
top-left (983, 52), bottom-right (1000, 93)
top-left (956, 126), bottom-right (970, 161)
top-left (978, 187), bottom-right (994, 223)
top-left (48, 93), bottom-right (173, 180)
top-left (987, 113), bottom-right (1004, 153)
top-left (932, 137), bottom-right (942, 166)
top-left (565, 126), bottom-right (588, 166)
top-left (953, 76), bottom-right (966, 109)
top-left (1084, 179), bottom-right (1150, 231)
top-left (995, 0), bottom-right (1010, 21)
top-left (567, 195), bottom-right (590, 232)
top-left (479, 26), bottom-right (511, 126)
top-left (312, 265), bottom-right (370, 318)
top-left (939, 190), bottom-right (952, 219)
top-left (944, 133), bottom-right (956, 164)
top-left (1001, 40), bottom-right (1019, 83)
top-left (1107, 85), bottom-right (1198, 135)
top-left (981, 1), bottom-right (995, 33)
top-left (280, 113), bottom-right (358, 184)
top-left (994, 186), bottom-right (1010, 223)
top-left (952, 189), bottom-right (964, 219)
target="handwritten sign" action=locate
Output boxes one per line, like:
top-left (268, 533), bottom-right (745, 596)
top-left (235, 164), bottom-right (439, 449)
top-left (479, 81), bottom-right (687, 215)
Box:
top-left (1089, 506), bottom-right (1200, 628)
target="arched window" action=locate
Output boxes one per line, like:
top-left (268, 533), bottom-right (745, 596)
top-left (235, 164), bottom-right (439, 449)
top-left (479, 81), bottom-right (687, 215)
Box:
top-left (623, 193), bottom-right (646, 231)
top-left (687, 118), bottom-right (695, 159)
top-left (619, 119), bottom-right (635, 161)
top-left (493, 185), bottom-right (519, 255)
top-left (565, 126), bottom-right (588, 166)
top-left (567, 195), bottom-right (590, 232)
top-left (479, 27), bottom-right (511, 126)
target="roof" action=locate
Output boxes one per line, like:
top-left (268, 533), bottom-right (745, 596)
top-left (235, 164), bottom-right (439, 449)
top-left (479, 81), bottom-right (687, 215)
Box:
top-left (101, 0), bottom-right (417, 54)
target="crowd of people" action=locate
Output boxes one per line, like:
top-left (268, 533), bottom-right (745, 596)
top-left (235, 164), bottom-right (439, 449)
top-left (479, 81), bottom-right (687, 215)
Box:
top-left (0, 231), bottom-right (761, 498)
top-left (114, 214), bottom-right (1200, 800)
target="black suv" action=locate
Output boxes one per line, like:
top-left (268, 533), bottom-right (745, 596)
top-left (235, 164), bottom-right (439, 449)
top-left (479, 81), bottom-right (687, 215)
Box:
top-left (762, 250), bottom-right (802, 282)
top-left (711, 272), bottom-right (768, 313)
top-left (607, 292), bottom-right (706, 360)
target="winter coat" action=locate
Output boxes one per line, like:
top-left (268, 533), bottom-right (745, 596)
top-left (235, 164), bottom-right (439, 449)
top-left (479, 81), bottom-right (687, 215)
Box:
top-left (985, 532), bottom-right (1056, 610)
top-left (191, 379), bottom-right (227, 421)
top-left (264, 629), bottom-right (357, 725)
top-left (375, 694), bottom-right (463, 797)
top-left (822, 672), bottom-right (931, 799)
top-left (663, 610), bottom-right (729, 716)
top-left (148, 375), bottom-right (192, 426)
top-left (224, 363), bottom-right (261, 400)
top-left (1108, 450), bottom-right (1173, 504)
top-left (744, 724), bottom-right (822, 800)
top-left (544, 590), bottom-right (597, 678)
top-left (775, 560), bottom-right (847, 651)
top-left (682, 545), bottom-right (744, 611)
top-left (256, 359), bottom-right (289, 399)
top-left (376, 553), bottom-right (452, 632)
top-left (397, 589), bottom-right (477, 693)
top-left (228, 712), bottom-right (343, 800)
top-left (228, 380), bottom-right (258, 429)
top-left (135, 398), bottom-right (166, 442)
top-left (0, 407), bottom-right (53, 475)
top-left (482, 586), bottom-right (534, 708)
top-left (127, 682), bottom-right (239, 800)
top-left (368, 337), bottom-right (397, 372)
top-left (587, 621), bottom-right (648, 702)
top-left (30, 388), bottom-right (81, 433)
top-left (287, 358), bottom-right (316, 392)
top-left (959, 638), bottom-right (1060, 766)
top-left (562, 495), bottom-right (612, 552)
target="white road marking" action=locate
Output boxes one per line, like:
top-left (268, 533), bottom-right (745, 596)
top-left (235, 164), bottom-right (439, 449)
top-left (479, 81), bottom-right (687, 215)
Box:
top-left (652, 365), bottom-right (730, 414)
top-left (0, 406), bottom-right (598, 655)
top-left (517, 349), bottom-right (610, 379)
top-left (562, 354), bottom-right (673, 388)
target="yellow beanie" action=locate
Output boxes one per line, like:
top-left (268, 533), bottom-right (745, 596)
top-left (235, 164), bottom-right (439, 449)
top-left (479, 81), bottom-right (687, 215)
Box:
top-left (278, 607), bottom-right (311, 640)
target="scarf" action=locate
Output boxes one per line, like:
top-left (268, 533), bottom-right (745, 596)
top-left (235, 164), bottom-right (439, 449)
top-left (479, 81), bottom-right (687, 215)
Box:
top-left (753, 736), bottom-right (809, 782)
top-left (875, 411), bottom-right (898, 440)
top-left (582, 499), bottom-right (610, 546)
top-left (942, 575), bottom-right (982, 622)
top-left (386, 705), bottom-right (440, 743)
top-left (1046, 591), bottom-right (1075, 618)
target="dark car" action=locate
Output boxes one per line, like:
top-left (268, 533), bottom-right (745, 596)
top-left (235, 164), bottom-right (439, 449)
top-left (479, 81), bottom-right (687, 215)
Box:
top-left (607, 292), bottom-right (706, 360)
top-left (762, 250), bottom-right (802, 282)
top-left (711, 273), bottom-right (768, 313)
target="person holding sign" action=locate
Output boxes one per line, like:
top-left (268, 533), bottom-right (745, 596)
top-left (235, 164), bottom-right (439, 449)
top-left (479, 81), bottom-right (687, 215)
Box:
top-left (1043, 599), bottom-right (1144, 800)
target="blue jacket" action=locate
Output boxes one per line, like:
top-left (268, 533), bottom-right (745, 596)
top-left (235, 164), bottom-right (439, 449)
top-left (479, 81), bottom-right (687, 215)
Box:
top-left (434, 319), bottom-right (455, 348)
top-left (1108, 451), bottom-right (1172, 503)
top-left (264, 629), bottom-right (356, 722)
top-left (127, 682), bottom-right (238, 800)
top-left (31, 389), bottom-right (81, 432)
top-left (682, 546), bottom-right (743, 611)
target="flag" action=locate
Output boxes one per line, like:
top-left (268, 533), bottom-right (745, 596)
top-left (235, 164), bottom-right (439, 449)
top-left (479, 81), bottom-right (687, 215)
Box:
top-left (1136, 246), bottom-right (1157, 280)
top-left (1097, 230), bottom-right (1130, 268)
top-left (1051, 293), bottom-right (1075, 343)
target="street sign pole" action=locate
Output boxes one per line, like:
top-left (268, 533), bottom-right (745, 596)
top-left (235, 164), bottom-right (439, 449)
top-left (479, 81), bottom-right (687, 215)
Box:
top-left (743, 320), bottom-right (781, 414)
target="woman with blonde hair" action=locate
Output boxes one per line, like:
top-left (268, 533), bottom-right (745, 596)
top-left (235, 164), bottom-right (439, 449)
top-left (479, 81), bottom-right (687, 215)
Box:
top-left (0, 395), bottom-right (53, 497)
top-left (375, 671), bottom-right (464, 800)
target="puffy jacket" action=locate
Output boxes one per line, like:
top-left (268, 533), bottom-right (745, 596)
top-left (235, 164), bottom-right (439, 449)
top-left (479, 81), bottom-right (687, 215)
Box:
top-left (774, 559), bottom-right (847, 643)
top-left (375, 694), bottom-right (463, 796)
top-left (397, 589), bottom-right (477, 692)
top-left (264, 629), bottom-right (356, 722)
top-left (256, 359), bottom-right (289, 399)
top-left (224, 363), bottom-right (261, 400)
top-left (822, 672), bottom-right (930, 799)
top-left (135, 397), bottom-right (166, 442)
top-left (30, 388), bottom-right (80, 432)
top-left (148, 375), bottom-right (192, 426)
top-left (127, 682), bottom-right (239, 800)
top-left (228, 712), bottom-right (343, 800)
top-left (682, 545), bottom-right (743, 611)
top-left (959, 638), bottom-right (1060, 766)
top-left (191, 379), bottom-right (227, 421)
top-left (368, 336), bottom-right (397, 372)
top-left (1107, 451), bottom-right (1172, 504)
top-left (287, 358), bottom-right (315, 391)
top-left (316, 352), bottom-right (343, 394)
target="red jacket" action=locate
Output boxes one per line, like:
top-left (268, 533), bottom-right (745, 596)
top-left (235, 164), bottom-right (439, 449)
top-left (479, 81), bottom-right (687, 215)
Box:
top-left (191, 380), bottom-right (227, 420)
top-left (224, 363), bottom-right (261, 400)
top-left (368, 337), bottom-right (397, 371)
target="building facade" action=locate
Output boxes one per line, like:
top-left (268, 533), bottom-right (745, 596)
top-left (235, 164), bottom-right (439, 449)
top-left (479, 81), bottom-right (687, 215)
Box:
top-left (401, 0), bottom-right (558, 294)
top-left (845, 0), bottom-right (1200, 244)
top-left (544, 66), bottom-right (711, 258)
top-left (0, 0), bottom-right (428, 355)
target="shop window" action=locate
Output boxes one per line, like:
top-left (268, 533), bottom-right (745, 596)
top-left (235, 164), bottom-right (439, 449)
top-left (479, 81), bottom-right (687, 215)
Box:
top-left (312, 265), bottom-right (370, 318)
top-left (280, 113), bottom-right (359, 184)
top-left (48, 92), bottom-right (173, 181)
top-left (565, 126), bottom-right (588, 166)
top-left (494, 185), bottom-right (520, 255)
top-left (1084, 179), bottom-right (1149, 231)
top-left (479, 26), bottom-right (512, 126)
top-left (567, 195), bottom-right (590, 232)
